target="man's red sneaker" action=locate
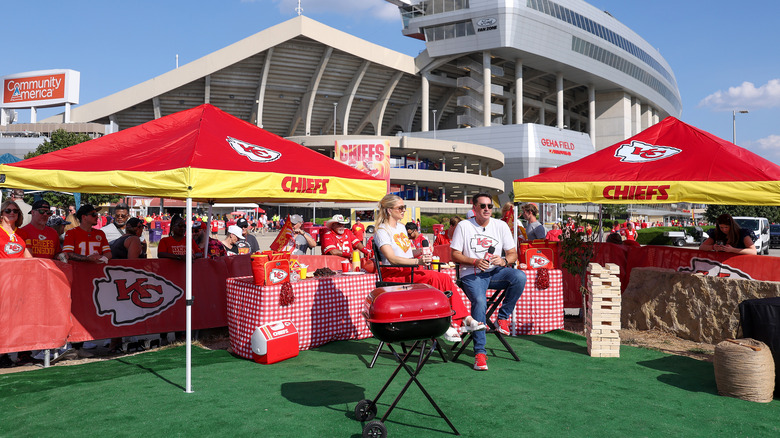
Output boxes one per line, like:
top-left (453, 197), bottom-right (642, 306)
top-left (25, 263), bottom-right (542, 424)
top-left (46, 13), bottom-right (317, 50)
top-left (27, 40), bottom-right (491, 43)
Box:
top-left (496, 319), bottom-right (511, 335)
top-left (473, 353), bottom-right (488, 371)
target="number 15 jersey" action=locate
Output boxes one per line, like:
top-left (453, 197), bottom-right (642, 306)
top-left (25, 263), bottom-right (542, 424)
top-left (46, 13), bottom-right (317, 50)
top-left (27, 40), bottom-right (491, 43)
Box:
top-left (63, 227), bottom-right (111, 256)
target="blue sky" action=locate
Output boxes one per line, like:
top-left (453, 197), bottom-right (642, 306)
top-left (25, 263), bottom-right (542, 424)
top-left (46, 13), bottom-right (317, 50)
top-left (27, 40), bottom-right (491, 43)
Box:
top-left (4, 0), bottom-right (780, 163)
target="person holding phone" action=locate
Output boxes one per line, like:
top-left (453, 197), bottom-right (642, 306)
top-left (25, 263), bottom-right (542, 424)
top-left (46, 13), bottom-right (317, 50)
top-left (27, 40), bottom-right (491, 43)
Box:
top-left (698, 213), bottom-right (757, 255)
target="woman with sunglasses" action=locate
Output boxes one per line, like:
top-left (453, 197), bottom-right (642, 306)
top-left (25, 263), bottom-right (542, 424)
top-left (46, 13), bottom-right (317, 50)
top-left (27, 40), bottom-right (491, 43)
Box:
top-left (0, 199), bottom-right (33, 259)
top-left (0, 198), bottom-right (33, 367)
top-left (374, 194), bottom-right (484, 342)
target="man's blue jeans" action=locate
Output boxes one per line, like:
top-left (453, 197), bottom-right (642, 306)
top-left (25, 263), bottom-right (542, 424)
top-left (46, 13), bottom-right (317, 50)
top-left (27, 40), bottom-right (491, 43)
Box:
top-left (460, 266), bottom-right (526, 355)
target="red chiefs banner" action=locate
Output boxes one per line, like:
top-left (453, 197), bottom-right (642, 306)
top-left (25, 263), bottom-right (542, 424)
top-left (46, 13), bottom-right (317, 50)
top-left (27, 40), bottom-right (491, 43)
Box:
top-left (334, 139), bottom-right (391, 190)
top-left (0, 256), bottom-right (252, 353)
top-left (67, 259), bottom-right (229, 343)
top-left (0, 259), bottom-right (72, 354)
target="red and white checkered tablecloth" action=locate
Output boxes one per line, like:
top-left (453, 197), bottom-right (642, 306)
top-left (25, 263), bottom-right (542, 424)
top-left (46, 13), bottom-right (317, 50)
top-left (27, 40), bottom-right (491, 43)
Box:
top-left (226, 268), bottom-right (564, 360)
top-left (441, 268), bottom-right (564, 336)
top-left (226, 274), bottom-right (376, 360)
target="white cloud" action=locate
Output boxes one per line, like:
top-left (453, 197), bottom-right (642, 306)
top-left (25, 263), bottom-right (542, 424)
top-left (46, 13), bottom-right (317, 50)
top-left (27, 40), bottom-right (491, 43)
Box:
top-left (743, 135), bottom-right (780, 165)
top-left (270, 0), bottom-right (399, 21)
top-left (699, 79), bottom-right (780, 111)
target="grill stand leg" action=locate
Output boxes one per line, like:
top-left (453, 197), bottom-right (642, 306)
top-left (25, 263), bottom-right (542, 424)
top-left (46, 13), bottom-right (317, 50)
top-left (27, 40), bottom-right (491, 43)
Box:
top-left (365, 340), bottom-right (460, 436)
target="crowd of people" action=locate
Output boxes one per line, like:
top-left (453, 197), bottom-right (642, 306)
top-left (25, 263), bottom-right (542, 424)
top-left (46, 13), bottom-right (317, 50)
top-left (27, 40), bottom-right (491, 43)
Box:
top-left (2, 189), bottom-right (758, 371)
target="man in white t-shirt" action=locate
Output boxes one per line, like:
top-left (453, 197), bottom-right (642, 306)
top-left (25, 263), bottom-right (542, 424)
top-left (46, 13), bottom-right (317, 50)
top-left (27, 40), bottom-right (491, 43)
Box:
top-left (450, 193), bottom-right (526, 371)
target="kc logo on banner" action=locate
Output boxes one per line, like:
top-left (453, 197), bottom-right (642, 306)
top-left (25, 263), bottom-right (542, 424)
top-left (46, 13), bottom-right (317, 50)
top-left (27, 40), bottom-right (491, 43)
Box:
top-left (94, 266), bottom-right (184, 326)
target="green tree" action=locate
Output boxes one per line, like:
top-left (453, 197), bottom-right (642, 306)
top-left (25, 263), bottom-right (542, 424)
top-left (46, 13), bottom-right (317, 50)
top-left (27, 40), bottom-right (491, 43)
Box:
top-left (704, 205), bottom-right (780, 224)
top-left (602, 204), bottom-right (628, 220)
top-left (22, 129), bottom-right (122, 208)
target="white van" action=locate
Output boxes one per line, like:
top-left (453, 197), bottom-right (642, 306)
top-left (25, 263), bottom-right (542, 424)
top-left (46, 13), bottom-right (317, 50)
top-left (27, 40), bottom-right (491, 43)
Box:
top-left (733, 216), bottom-right (770, 255)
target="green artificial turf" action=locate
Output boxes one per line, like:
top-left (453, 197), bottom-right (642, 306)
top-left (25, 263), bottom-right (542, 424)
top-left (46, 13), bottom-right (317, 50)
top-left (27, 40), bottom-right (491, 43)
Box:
top-left (1, 331), bottom-right (778, 437)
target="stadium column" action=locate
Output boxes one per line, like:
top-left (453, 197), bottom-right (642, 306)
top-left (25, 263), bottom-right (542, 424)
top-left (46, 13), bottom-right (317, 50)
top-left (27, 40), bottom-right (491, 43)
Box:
top-left (422, 73), bottom-right (430, 132)
top-left (557, 72), bottom-right (564, 129)
top-left (483, 51), bottom-right (491, 127)
top-left (515, 58), bottom-right (523, 125)
top-left (589, 86), bottom-right (596, 147)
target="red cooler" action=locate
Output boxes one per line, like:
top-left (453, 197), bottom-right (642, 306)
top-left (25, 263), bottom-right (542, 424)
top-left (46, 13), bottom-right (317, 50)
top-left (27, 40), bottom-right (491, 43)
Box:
top-left (250, 320), bottom-right (299, 364)
top-left (525, 247), bottom-right (555, 269)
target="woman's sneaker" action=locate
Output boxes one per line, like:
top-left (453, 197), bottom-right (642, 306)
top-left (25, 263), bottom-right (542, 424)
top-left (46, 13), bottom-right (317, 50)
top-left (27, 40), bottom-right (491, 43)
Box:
top-left (473, 353), bottom-right (488, 371)
top-left (443, 326), bottom-right (462, 343)
top-left (461, 316), bottom-right (486, 333)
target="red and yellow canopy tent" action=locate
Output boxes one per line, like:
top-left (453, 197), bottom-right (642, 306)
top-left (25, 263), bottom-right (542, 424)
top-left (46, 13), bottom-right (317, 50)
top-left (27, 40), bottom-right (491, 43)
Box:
top-left (0, 104), bottom-right (386, 392)
top-left (513, 117), bottom-right (780, 206)
top-left (0, 104), bottom-right (385, 202)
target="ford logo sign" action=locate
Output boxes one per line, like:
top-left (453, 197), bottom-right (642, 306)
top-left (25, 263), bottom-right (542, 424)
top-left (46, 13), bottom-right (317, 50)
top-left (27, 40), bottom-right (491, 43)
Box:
top-left (477, 17), bottom-right (497, 27)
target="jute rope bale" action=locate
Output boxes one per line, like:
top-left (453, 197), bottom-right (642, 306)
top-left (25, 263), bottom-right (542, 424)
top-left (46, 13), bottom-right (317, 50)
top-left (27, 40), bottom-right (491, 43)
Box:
top-left (714, 338), bottom-right (775, 403)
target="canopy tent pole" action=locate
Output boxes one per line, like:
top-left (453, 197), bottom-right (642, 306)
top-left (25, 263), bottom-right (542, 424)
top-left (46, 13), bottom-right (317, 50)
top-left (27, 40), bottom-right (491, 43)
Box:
top-left (185, 197), bottom-right (193, 393)
top-left (598, 204), bottom-right (604, 242)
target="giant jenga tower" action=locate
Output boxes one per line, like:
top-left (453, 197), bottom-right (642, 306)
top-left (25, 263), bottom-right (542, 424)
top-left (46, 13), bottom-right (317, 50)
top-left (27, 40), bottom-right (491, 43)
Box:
top-left (586, 263), bottom-right (621, 357)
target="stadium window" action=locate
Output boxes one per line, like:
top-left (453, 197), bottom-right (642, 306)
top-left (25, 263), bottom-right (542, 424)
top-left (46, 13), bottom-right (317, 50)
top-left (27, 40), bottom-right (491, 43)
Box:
top-left (434, 25), bottom-right (444, 41)
top-left (444, 23), bottom-right (455, 39)
top-left (456, 21), bottom-right (466, 37)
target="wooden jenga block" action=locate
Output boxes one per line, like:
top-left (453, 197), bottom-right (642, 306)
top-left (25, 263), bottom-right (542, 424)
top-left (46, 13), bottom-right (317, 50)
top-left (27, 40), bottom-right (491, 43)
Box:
top-left (586, 317), bottom-right (621, 330)
top-left (589, 351), bottom-right (620, 358)
top-left (587, 278), bottom-right (620, 290)
top-left (590, 296), bottom-right (621, 305)
top-left (604, 263), bottom-right (620, 274)
top-left (590, 286), bottom-right (621, 297)
top-left (589, 328), bottom-right (620, 337)
top-left (586, 262), bottom-right (603, 274)
top-left (590, 305), bottom-right (620, 313)
top-left (586, 338), bottom-right (620, 346)
top-left (589, 303), bottom-right (621, 314)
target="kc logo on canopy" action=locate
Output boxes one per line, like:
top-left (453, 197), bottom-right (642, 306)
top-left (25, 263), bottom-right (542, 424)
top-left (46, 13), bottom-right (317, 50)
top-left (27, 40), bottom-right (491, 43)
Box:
top-left (94, 266), bottom-right (184, 326)
top-left (227, 136), bottom-right (282, 163)
top-left (614, 140), bottom-right (681, 163)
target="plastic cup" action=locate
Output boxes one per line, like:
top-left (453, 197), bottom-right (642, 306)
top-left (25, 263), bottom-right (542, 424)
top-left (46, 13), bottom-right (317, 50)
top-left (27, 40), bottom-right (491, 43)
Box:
top-left (432, 256), bottom-right (440, 271)
top-left (341, 259), bottom-right (351, 273)
top-left (300, 266), bottom-right (307, 279)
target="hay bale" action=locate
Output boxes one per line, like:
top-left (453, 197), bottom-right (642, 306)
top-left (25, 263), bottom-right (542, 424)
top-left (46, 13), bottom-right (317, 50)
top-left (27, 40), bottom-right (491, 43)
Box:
top-left (714, 338), bottom-right (775, 403)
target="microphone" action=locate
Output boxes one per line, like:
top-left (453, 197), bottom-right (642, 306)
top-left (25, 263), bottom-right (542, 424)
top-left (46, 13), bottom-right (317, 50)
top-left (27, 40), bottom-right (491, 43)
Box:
top-left (421, 239), bottom-right (432, 267)
top-left (481, 246), bottom-right (495, 271)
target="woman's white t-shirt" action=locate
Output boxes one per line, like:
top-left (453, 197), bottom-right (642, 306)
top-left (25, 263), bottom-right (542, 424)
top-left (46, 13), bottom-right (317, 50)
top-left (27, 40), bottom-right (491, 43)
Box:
top-left (374, 222), bottom-right (414, 265)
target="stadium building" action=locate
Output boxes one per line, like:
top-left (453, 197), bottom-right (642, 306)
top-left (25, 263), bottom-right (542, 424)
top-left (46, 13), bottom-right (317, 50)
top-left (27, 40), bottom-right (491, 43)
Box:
top-left (3, 0), bottom-right (680, 213)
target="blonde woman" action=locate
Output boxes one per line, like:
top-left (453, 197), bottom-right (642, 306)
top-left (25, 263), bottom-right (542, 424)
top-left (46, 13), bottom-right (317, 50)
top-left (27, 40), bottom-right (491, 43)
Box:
top-left (0, 198), bottom-right (33, 367)
top-left (374, 194), bottom-right (484, 342)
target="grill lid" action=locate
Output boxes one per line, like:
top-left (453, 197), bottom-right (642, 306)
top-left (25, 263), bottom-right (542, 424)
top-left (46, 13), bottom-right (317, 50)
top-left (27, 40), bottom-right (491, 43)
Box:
top-left (363, 284), bottom-right (453, 324)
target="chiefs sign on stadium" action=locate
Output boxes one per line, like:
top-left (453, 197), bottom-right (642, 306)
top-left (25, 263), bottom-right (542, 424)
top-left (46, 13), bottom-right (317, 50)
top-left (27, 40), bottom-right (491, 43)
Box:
top-left (1, 69), bottom-right (80, 109)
